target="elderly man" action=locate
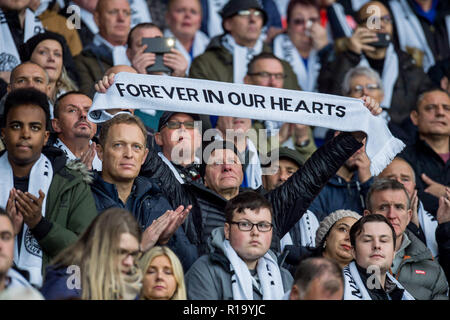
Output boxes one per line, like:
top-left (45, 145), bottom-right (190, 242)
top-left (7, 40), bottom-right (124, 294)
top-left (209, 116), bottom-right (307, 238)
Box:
top-left (139, 96), bottom-right (380, 257)
top-left (318, 1), bottom-right (433, 127)
top-left (364, 178), bottom-right (448, 300)
top-left (401, 88), bottom-right (450, 216)
top-left (189, 0), bottom-right (299, 89)
top-left (51, 92), bottom-right (102, 170)
top-left (75, 0), bottom-right (132, 98)
top-left (0, 88), bottom-right (97, 287)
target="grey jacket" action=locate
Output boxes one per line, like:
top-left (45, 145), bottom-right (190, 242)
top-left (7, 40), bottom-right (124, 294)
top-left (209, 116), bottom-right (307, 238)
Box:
top-left (395, 230), bottom-right (449, 300)
top-left (185, 227), bottom-right (293, 300)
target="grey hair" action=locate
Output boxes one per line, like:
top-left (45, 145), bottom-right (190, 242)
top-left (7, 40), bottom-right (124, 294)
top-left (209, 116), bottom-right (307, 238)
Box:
top-left (341, 66), bottom-right (384, 96)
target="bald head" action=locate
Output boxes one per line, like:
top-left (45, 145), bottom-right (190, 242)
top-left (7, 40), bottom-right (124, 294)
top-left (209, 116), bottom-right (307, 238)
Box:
top-left (8, 62), bottom-right (50, 96)
top-left (378, 157), bottom-right (416, 197)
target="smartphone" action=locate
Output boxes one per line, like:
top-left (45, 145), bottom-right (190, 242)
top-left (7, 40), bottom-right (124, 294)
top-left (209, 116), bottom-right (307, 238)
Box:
top-left (370, 33), bottom-right (391, 48)
top-left (142, 37), bottom-right (176, 73)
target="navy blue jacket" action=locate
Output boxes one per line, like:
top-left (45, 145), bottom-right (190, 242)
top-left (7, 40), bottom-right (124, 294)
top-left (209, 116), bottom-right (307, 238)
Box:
top-left (90, 172), bottom-right (198, 272)
top-left (308, 173), bottom-right (373, 218)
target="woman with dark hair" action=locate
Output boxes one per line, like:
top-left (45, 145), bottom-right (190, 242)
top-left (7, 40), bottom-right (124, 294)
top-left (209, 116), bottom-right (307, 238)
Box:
top-left (19, 31), bottom-right (79, 102)
top-left (40, 208), bottom-right (143, 300)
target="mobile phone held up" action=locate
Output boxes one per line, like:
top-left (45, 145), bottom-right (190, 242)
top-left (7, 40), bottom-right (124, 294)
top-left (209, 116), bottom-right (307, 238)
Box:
top-left (370, 33), bottom-right (391, 48)
top-left (142, 37), bottom-right (176, 73)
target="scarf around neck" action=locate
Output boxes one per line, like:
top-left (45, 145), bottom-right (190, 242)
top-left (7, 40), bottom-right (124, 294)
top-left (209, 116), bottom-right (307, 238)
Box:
top-left (0, 152), bottom-right (53, 287)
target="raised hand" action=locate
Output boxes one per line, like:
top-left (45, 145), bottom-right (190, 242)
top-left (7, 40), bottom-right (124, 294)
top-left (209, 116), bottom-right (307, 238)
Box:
top-left (6, 188), bottom-right (23, 235)
top-left (15, 189), bottom-right (45, 229)
top-left (163, 48), bottom-right (188, 77)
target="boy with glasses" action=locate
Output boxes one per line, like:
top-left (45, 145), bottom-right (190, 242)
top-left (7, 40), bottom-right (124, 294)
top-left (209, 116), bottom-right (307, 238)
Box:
top-left (185, 191), bottom-right (293, 300)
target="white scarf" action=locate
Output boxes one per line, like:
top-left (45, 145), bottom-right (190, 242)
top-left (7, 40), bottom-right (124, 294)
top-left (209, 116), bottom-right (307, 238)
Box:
top-left (88, 72), bottom-right (406, 176)
top-left (0, 8), bottom-right (44, 72)
top-left (351, 0), bottom-right (369, 12)
top-left (388, 0), bottom-right (442, 72)
top-left (273, 33), bottom-right (321, 92)
top-left (207, 0), bottom-right (228, 38)
top-left (93, 34), bottom-right (131, 66)
top-left (128, 0), bottom-right (152, 27)
top-left (280, 210), bottom-right (318, 252)
top-left (223, 239), bottom-right (285, 300)
top-left (358, 43), bottom-right (398, 109)
top-left (164, 28), bottom-right (210, 71)
top-left (222, 33), bottom-right (264, 84)
top-left (343, 261), bottom-right (415, 300)
top-left (68, 1), bottom-right (99, 35)
top-left (53, 138), bottom-right (102, 171)
top-left (418, 201), bottom-right (438, 258)
top-left (0, 152), bottom-right (53, 288)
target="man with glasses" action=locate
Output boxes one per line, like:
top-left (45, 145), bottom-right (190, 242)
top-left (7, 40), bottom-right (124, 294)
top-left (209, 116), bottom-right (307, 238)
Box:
top-left (90, 113), bottom-right (198, 271)
top-left (186, 191), bottom-right (293, 300)
top-left (152, 111), bottom-right (203, 184)
top-left (318, 0), bottom-right (433, 129)
top-left (189, 0), bottom-right (300, 89)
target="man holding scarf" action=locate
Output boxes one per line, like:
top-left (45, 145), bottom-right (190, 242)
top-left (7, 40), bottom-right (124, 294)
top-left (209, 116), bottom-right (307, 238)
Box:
top-left (0, 88), bottom-right (97, 287)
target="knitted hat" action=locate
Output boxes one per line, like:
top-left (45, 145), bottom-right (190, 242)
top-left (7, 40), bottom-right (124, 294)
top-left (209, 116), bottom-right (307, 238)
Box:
top-left (219, 0), bottom-right (268, 25)
top-left (19, 31), bottom-right (69, 63)
top-left (315, 210), bottom-right (362, 248)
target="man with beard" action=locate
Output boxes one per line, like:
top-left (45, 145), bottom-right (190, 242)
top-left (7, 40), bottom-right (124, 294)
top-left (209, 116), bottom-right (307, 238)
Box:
top-left (51, 92), bottom-right (102, 171)
top-left (307, 130), bottom-right (372, 218)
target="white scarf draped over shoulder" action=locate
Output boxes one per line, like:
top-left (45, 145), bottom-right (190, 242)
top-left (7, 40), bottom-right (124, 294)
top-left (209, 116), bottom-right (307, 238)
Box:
top-left (0, 8), bottom-right (44, 72)
top-left (0, 152), bottom-right (53, 287)
top-left (343, 261), bottom-right (415, 300)
top-left (89, 73), bottom-right (406, 176)
top-left (223, 239), bottom-right (285, 300)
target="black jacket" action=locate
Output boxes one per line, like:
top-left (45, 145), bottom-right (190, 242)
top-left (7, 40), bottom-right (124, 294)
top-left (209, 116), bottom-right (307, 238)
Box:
top-left (318, 47), bottom-right (434, 125)
top-left (141, 132), bottom-right (363, 256)
top-left (90, 172), bottom-right (198, 271)
top-left (400, 137), bottom-right (450, 215)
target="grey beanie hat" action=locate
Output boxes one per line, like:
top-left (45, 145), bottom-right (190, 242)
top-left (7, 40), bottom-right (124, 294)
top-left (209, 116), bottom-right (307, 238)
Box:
top-left (315, 210), bottom-right (362, 248)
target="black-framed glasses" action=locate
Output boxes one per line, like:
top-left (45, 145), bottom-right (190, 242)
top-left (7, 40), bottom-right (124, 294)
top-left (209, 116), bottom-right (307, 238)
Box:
top-left (118, 248), bottom-right (142, 261)
top-left (351, 83), bottom-right (380, 96)
top-left (247, 71), bottom-right (287, 80)
top-left (236, 10), bottom-right (262, 18)
top-left (230, 221), bottom-right (273, 232)
top-left (162, 120), bottom-right (196, 129)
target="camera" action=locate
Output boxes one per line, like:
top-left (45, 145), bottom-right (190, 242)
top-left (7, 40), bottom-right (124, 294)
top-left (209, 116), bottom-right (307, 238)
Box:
top-left (370, 33), bottom-right (391, 48)
top-left (142, 37), bottom-right (176, 73)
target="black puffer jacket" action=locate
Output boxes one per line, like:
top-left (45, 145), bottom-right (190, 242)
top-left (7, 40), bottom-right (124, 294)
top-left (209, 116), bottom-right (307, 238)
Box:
top-left (318, 47), bottom-right (433, 125)
top-left (141, 132), bottom-right (362, 255)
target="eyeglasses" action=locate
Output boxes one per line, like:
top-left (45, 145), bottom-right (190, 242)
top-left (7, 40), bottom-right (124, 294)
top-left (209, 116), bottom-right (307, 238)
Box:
top-left (118, 248), bottom-right (142, 261)
top-left (351, 83), bottom-right (380, 96)
top-left (162, 120), bottom-right (196, 129)
top-left (291, 17), bottom-right (319, 26)
top-left (230, 221), bottom-right (273, 232)
top-left (247, 71), bottom-right (287, 80)
top-left (236, 9), bottom-right (262, 18)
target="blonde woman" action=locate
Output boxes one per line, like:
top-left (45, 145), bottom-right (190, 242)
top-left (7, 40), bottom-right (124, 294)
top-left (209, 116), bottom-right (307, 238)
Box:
top-left (41, 208), bottom-right (143, 300)
top-left (138, 246), bottom-right (186, 300)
